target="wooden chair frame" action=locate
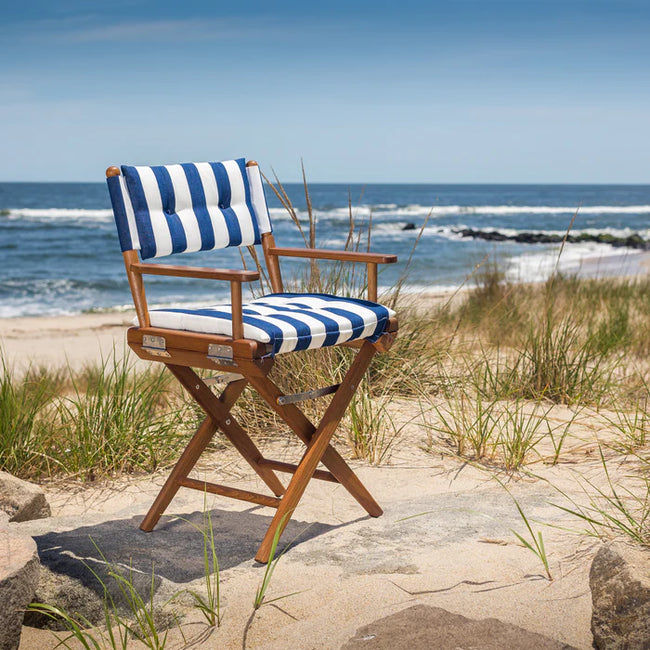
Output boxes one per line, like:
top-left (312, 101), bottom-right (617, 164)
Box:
top-left (106, 161), bottom-right (398, 563)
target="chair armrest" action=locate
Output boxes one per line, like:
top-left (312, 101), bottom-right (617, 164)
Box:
top-left (268, 247), bottom-right (397, 264)
top-left (131, 263), bottom-right (259, 282)
top-left (129, 261), bottom-right (255, 339)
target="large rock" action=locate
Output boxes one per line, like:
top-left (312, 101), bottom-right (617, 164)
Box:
top-left (0, 472), bottom-right (51, 523)
top-left (590, 541), bottom-right (650, 649)
top-left (343, 604), bottom-right (577, 649)
top-left (0, 522), bottom-right (40, 650)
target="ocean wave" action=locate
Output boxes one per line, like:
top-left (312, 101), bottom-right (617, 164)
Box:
top-left (506, 243), bottom-right (642, 284)
top-left (269, 204), bottom-right (650, 220)
top-left (430, 205), bottom-right (650, 216)
top-left (4, 203), bottom-right (650, 223)
top-left (2, 208), bottom-right (114, 219)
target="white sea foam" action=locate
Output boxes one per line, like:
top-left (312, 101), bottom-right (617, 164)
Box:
top-left (506, 243), bottom-right (642, 284)
top-left (4, 208), bottom-right (114, 219)
top-left (7, 204), bottom-right (650, 223)
top-left (438, 205), bottom-right (650, 216)
top-left (324, 223), bottom-right (650, 247)
top-left (268, 204), bottom-right (650, 221)
top-left (392, 282), bottom-right (463, 294)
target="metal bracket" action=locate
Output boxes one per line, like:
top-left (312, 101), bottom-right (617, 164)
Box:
top-left (142, 335), bottom-right (171, 358)
top-left (207, 344), bottom-right (237, 367)
top-left (277, 383), bottom-right (340, 406)
top-left (203, 373), bottom-right (244, 385)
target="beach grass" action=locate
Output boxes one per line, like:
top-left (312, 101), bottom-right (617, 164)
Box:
top-left (551, 445), bottom-right (650, 549)
top-left (0, 352), bottom-right (191, 482)
top-left (3, 176), bottom-right (650, 484)
top-left (3, 270), bottom-right (650, 480)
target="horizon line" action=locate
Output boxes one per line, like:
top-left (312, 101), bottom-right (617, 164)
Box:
top-left (1, 179), bottom-right (649, 186)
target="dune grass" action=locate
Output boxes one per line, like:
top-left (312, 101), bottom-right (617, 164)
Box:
top-left (551, 446), bottom-right (650, 549)
top-left (3, 171), bottom-right (650, 482)
top-left (0, 352), bottom-right (190, 482)
top-left (4, 270), bottom-right (650, 480)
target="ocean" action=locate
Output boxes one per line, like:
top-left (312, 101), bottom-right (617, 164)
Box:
top-left (1, 182), bottom-right (649, 318)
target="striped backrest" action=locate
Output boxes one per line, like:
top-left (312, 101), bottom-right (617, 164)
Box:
top-left (107, 158), bottom-right (272, 259)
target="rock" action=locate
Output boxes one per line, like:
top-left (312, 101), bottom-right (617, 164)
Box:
top-left (402, 222), bottom-right (416, 231)
top-left (22, 564), bottom-right (107, 631)
top-left (0, 471), bottom-right (51, 523)
top-left (453, 228), bottom-right (650, 250)
top-left (343, 604), bottom-right (577, 649)
top-left (590, 541), bottom-right (650, 649)
top-left (0, 523), bottom-right (40, 650)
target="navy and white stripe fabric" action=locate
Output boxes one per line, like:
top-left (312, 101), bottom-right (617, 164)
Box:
top-left (107, 158), bottom-right (272, 259)
top-left (148, 294), bottom-right (395, 355)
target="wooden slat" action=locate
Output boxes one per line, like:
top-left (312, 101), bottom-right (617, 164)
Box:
top-left (140, 378), bottom-right (248, 532)
top-left (261, 232), bottom-right (284, 293)
top-left (179, 477), bottom-right (281, 508)
top-left (168, 365), bottom-right (286, 497)
top-left (123, 250), bottom-right (150, 327)
top-left (129, 344), bottom-right (236, 372)
top-left (127, 327), bottom-right (270, 359)
top-left (269, 246), bottom-right (397, 264)
top-left (230, 280), bottom-right (244, 340)
top-left (259, 459), bottom-right (339, 483)
top-left (131, 262), bottom-right (259, 282)
top-left (367, 262), bottom-right (378, 302)
top-left (251, 342), bottom-right (380, 563)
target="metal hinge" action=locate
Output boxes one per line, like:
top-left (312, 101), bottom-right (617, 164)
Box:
top-left (207, 344), bottom-right (237, 367)
top-left (142, 335), bottom-right (171, 358)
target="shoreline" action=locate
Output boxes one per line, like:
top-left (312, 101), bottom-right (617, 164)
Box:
top-left (1, 252), bottom-right (649, 370)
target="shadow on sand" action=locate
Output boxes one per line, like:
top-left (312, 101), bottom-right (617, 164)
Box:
top-left (34, 506), bottom-right (348, 590)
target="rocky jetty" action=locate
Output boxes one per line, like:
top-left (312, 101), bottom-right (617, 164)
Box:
top-left (454, 229), bottom-right (650, 250)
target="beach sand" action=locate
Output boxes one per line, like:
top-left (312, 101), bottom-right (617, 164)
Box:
top-left (15, 419), bottom-right (604, 649)
top-left (0, 311), bottom-right (136, 371)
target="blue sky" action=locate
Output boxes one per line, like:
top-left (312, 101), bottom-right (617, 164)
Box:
top-left (1, 1), bottom-right (649, 182)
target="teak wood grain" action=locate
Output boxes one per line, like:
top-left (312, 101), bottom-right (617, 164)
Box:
top-left (252, 341), bottom-right (380, 562)
top-left (268, 246), bottom-right (397, 264)
top-left (109, 158), bottom-right (399, 563)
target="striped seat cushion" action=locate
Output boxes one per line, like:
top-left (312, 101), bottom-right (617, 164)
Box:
top-left (107, 158), bottom-right (272, 259)
top-left (149, 293), bottom-right (395, 355)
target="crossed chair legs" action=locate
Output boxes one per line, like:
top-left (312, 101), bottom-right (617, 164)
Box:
top-left (139, 340), bottom-right (383, 563)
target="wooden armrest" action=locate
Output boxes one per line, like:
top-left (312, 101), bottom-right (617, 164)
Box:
top-left (131, 263), bottom-right (259, 282)
top-left (268, 247), bottom-right (397, 264)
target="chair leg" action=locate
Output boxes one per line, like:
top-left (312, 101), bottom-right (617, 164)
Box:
top-left (141, 377), bottom-right (251, 531)
top-left (141, 415), bottom-right (219, 531)
top-left (253, 342), bottom-right (378, 563)
top-left (242, 361), bottom-right (383, 519)
top-left (143, 343), bottom-right (382, 563)
top-left (167, 365), bottom-right (286, 497)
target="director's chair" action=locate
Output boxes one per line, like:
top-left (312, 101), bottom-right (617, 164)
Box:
top-left (106, 158), bottom-right (398, 562)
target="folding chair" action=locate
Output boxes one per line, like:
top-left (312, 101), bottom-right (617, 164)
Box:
top-left (105, 158), bottom-right (398, 562)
